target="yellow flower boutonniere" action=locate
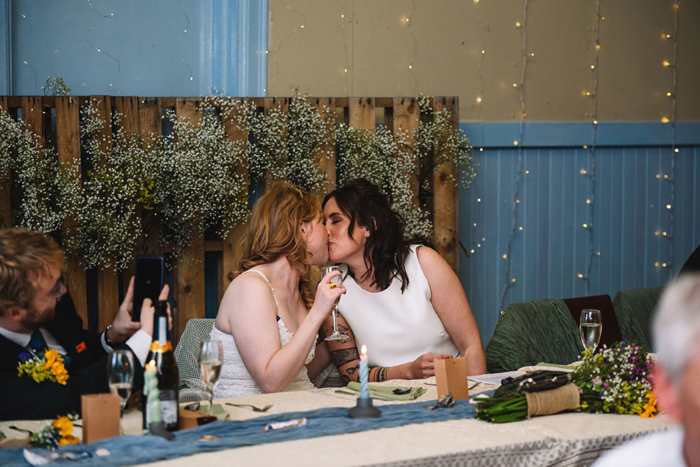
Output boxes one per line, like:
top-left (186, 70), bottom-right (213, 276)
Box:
top-left (17, 349), bottom-right (69, 385)
top-left (30, 414), bottom-right (80, 450)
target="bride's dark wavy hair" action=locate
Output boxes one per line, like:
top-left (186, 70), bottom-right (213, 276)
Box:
top-left (323, 178), bottom-right (428, 292)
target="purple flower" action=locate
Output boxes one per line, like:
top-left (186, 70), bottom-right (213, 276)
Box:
top-left (19, 352), bottom-right (31, 360)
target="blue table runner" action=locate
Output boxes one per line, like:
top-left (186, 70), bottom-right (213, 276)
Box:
top-left (0, 398), bottom-right (482, 467)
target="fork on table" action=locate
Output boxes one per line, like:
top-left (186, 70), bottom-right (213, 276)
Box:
top-left (225, 403), bottom-right (273, 413)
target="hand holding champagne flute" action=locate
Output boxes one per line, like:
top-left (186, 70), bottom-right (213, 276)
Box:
top-left (199, 340), bottom-right (223, 414)
top-left (324, 265), bottom-right (349, 341)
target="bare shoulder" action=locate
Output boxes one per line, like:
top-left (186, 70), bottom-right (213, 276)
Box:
top-left (415, 245), bottom-right (452, 277)
top-left (218, 271), bottom-right (277, 318)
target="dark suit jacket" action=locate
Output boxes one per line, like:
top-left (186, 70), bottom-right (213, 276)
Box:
top-left (0, 294), bottom-right (143, 421)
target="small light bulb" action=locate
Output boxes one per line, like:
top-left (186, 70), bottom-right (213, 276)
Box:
top-left (300, 24), bottom-right (304, 28)
top-left (666, 34), bottom-right (671, 38)
top-left (405, 18), bottom-right (409, 23)
top-left (583, 145), bottom-right (588, 149)
top-left (664, 175), bottom-right (668, 179)
top-left (529, 53), bottom-right (535, 57)
top-left (474, 0), bottom-right (479, 3)
top-left (482, 238), bottom-right (485, 241)
top-left (655, 262), bottom-right (659, 267)
top-left (586, 199), bottom-right (591, 204)
top-left (408, 65), bottom-right (412, 69)
top-left (601, 16), bottom-right (605, 20)
top-left (663, 60), bottom-right (670, 67)
top-left (184, 29), bottom-right (187, 33)
top-left (344, 68), bottom-right (348, 73)
top-left (655, 231), bottom-right (659, 236)
top-left (477, 198), bottom-right (481, 202)
top-left (190, 76), bottom-right (193, 80)
top-left (471, 249), bottom-right (475, 254)
top-left (341, 14), bottom-right (344, 18)
top-left (593, 120), bottom-right (598, 125)
top-left (476, 96), bottom-right (482, 103)
top-left (97, 49), bottom-right (101, 52)
top-left (481, 50), bottom-right (485, 54)
top-left (511, 278), bottom-right (516, 283)
top-left (519, 227), bottom-right (523, 231)
top-left (583, 223), bottom-right (588, 228)
top-left (503, 254), bottom-right (508, 259)
top-left (591, 65), bottom-right (595, 69)
top-left (663, 232), bottom-right (668, 236)
top-left (514, 140), bottom-right (519, 146)
top-left (662, 117), bottom-right (669, 123)
top-left (477, 243), bottom-right (481, 247)
top-left (656, 174), bottom-right (661, 179)
top-left (515, 22), bottom-right (521, 27)
top-left (597, 252), bottom-right (601, 256)
top-left (580, 169), bottom-right (587, 174)
top-left (674, 148), bottom-right (679, 153)
top-left (596, 44), bottom-right (600, 50)
top-left (667, 92), bottom-right (672, 97)
top-left (265, 50), bottom-right (269, 54)
top-left (525, 170), bottom-right (530, 174)
top-left (586, 92), bottom-right (591, 96)
top-left (473, 223), bottom-right (477, 227)
top-left (667, 204), bottom-right (672, 209)
top-left (578, 274), bottom-right (583, 278)
top-left (662, 263), bottom-right (667, 267)
top-left (516, 199), bottom-right (520, 204)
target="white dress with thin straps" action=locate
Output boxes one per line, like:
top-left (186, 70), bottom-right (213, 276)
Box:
top-left (212, 269), bottom-right (316, 398)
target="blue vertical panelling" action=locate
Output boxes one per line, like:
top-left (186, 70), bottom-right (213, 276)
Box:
top-left (1, 0), bottom-right (10, 94)
top-left (461, 144), bottom-right (700, 345)
top-left (8, 0), bottom-right (267, 97)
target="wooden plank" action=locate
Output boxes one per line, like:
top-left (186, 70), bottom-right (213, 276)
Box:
top-left (55, 96), bottom-right (89, 328)
top-left (173, 98), bottom-right (205, 344)
top-left (348, 97), bottom-right (375, 130)
top-left (20, 96), bottom-right (44, 142)
top-left (0, 97), bottom-right (12, 228)
top-left (390, 98), bottom-right (420, 209)
top-left (114, 97), bottom-right (141, 284)
top-left (136, 98), bottom-right (164, 257)
top-left (432, 97), bottom-right (459, 273)
top-left (90, 96), bottom-right (121, 330)
top-left (220, 99), bottom-right (250, 306)
top-left (312, 97), bottom-right (336, 197)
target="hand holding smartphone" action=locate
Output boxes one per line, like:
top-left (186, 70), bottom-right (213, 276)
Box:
top-left (132, 255), bottom-right (165, 322)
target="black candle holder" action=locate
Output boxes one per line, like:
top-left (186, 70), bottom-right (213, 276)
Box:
top-left (348, 397), bottom-right (381, 418)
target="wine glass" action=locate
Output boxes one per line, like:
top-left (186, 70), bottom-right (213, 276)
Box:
top-left (198, 340), bottom-right (223, 414)
top-left (107, 349), bottom-right (135, 434)
top-left (324, 265), bottom-right (349, 341)
top-left (580, 309), bottom-right (603, 353)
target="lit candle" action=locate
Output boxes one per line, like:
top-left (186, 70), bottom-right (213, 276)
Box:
top-left (360, 345), bottom-right (369, 400)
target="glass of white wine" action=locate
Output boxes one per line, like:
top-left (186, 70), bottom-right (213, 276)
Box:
top-left (198, 340), bottom-right (223, 414)
top-left (580, 309), bottom-right (603, 353)
top-left (324, 265), bottom-right (349, 341)
top-left (107, 349), bottom-right (135, 434)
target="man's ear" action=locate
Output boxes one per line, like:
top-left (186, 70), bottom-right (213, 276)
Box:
top-left (653, 363), bottom-right (682, 421)
top-left (5, 305), bottom-right (26, 322)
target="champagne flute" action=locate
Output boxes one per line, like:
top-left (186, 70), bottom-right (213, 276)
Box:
top-left (107, 349), bottom-right (135, 434)
top-left (580, 309), bottom-right (603, 353)
top-left (324, 265), bottom-right (349, 341)
top-left (198, 340), bottom-right (223, 414)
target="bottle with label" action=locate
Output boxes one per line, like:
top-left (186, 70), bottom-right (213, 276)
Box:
top-left (142, 300), bottom-right (179, 432)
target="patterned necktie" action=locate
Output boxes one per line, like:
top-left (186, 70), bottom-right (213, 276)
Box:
top-left (28, 329), bottom-right (48, 353)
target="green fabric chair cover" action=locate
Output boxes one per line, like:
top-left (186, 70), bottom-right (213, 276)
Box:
top-left (612, 287), bottom-right (664, 352)
top-left (486, 299), bottom-right (584, 373)
top-left (174, 318), bottom-right (214, 402)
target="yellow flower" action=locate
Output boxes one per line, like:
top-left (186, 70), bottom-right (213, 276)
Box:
top-left (58, 435), bottom-right (80, 447)
top-left (639, 392), bottom-right (657, 418)
top-left (52, 416), bottom-right (74, 438)
top-left (43, 349), bottom-right (60, 370)
top-left (43, 350), bottom-right (69, 385)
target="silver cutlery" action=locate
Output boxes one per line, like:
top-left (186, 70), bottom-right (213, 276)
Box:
top-left (225, 402), bottom-right (273, 412)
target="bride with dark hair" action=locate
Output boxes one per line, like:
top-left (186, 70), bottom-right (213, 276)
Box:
top-left (321, 178), bottom-right (486, 382)
top-left (212, 182), bottom-right (344, 398)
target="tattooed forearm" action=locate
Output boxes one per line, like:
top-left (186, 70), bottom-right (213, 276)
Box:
top-left (346, 365), bottom-right (359, 376)
top-left (369, 366), bottom-right (389, 382)
top-left (330, 348), bottom-right (360, 367)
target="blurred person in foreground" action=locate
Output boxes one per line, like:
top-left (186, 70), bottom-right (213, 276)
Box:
top-left (0, 227), bottom-right (169, 420)
top-left (594, 273), bottom-right (700, 467)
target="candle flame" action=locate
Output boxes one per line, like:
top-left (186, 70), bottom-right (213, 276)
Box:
top-left (360, 345), bottom-right (367, 357)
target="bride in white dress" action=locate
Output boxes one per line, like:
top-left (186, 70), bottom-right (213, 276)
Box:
top-left (212, 182), bottom-right (345, 398)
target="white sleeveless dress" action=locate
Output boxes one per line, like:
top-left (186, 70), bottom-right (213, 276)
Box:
top-left (212, 270), bottom-right (316, 398)
top-left (338, 245), bottom-right (459, 367)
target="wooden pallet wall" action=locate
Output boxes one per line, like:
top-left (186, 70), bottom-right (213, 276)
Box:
top-left (0, 96), bottom-right (460, 343)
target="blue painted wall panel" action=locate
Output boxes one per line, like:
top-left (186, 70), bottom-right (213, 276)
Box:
top-left (462, 144), bottom-right (700, 345)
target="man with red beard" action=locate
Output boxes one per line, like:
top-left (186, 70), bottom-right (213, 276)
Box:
top-left (0, 228), bottom-right (168, 420)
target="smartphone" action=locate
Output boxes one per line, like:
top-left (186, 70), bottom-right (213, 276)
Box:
top-left (131, 255), bottom-right (164, 322)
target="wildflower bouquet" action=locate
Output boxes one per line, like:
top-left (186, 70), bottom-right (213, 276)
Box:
top-left (17, 349), bottom-right (69, 385)
top-left (475, 342), bottom-right (656, 423)
top-left (30, 414), bottom-right (80, 450)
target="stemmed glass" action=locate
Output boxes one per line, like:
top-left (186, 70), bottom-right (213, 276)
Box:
top-left (198, 340), bottom-right (223, 414)
top-left (580, 309), bottom-right (603, 353)
top-left (324, 265), bottom-right (349, 341)
top-left (107, 349), bottom-right (135, 434)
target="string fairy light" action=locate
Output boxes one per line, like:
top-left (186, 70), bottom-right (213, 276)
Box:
top-left (175, 0), bottom-right (194, 83)
top-left (578, 0), bottom-right (602, 294)
top-left (657, 2), bottom-right (679, 277)
top-left (17, 12), bottom-right (38, 92)
top-left (267, 0), bottom-right (308, 94)
top-left (403, 1), bottom-right (418, 94)
top-left (85, 0), bottom-right (121, 89)
top-left (339, 0), bottom-right (350, 95)
top-left (499, 0), bottom-right (530, 311)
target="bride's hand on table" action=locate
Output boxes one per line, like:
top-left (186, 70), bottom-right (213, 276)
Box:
top-left (406, 353), bottom-right (453, 379)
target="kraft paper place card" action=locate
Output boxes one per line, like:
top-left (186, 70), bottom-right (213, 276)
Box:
top-left (81, 394), bottom-right (120, 443)
top-left (434, 357), bottom-right (469, 401)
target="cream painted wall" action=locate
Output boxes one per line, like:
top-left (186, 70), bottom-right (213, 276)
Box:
top-left (268, 0), bottom-right (700, 122)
